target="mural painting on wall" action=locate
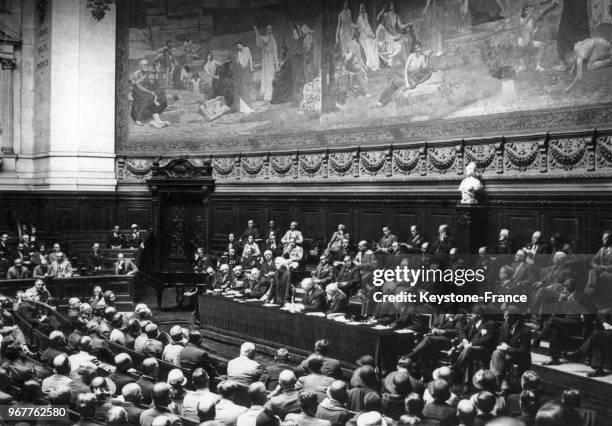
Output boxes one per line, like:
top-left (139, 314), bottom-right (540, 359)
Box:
top-left (127, 0), bottom-right (322, 141)
top-left (321, 0), bottom-right (612, 132)
top-left (125, 0), bottom-right (612, 146)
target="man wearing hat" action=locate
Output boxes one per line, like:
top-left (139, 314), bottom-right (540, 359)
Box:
top-left (167, 369), bottom-right (189, 415)
top-left (126, 224), bottom-right (144, 249)
top-left (422, 379), bottom-right (456, 425)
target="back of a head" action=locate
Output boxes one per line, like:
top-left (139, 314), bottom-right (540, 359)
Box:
top-left (169, 325), bottom-right (183, 342)
top-left (115, 353), bottom-right (132, 372)
top-left (142, 357), bottom-right (159, 376)
top-left (275, 348), bottom-right (289, 362)
top-left (79, 335), bottom-right (93, 351)
top-left (328, 380), bottom-right (348, 404)
top-left (430, 379), bottom-right (450, 403)
top-left (248, 382), bottom-right (267, 406)
top-left (521, 370), bottom-right (540, 391)
top-left (476, 391), bottom-right (496, 414)
top-left (53, 354), bottom-right (71, 376)
top-left (535, 402), bottom-right (581, 426)
top-left (189, 329), bottom-right (202, 345)
top-left (106, 406), bottom-right (128, 426)
top-left (404, 392), bottom-right (424, 416)
top-left (151, 382), bottom-right (172, 407)
top-left (217, 380), bottom-right (238, 399)
top-left (561, 389), bottom-right (581, 409)
top-left (356, 411), bottom-right (385, 426)
top-left (485, 417), bottom-right (528, 426)
top-left (278, 369), bottom-right (297, 389)
top-left (357, 365), bottom-right (378, 388)
top-left (314, 339), bottom-right (330, 355)
top-left (298, 390), bottom-right (319, 415)
top-left (145, 323), bottom-right (159, 338)
top-left (197, 399), bottom-right (216, 422)
top-left (23, 380), bottom-right (42, 401)
top-left (393, 371), bottom-right (412, 396)
top-left (76, 393), bottom-right (97, 418)
top-left (307, 355), bottom-right (324, 373)
top-left (122, 383), bottom-right (142, 404)
top-left (240, 341), bottom-right (256, 357)
top-left (457, 399), bottom-right (476, 424)
top-left (192, 367), bottom-right (210, 389)
top-left (433, 366), bottom-right (452, 383)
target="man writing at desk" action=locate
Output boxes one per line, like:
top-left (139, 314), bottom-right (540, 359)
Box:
top-left (115, 253), bottom-right (139, 276)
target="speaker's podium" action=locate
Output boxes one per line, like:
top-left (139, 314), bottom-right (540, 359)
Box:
top-left (146, 157), bottom-right (215, 310)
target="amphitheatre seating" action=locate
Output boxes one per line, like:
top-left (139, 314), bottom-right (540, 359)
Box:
top-left (0, 275), bottom-right (136, 311)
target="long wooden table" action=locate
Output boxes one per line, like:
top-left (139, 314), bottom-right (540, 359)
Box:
top-left (198, 294), bottom-right (415, 371)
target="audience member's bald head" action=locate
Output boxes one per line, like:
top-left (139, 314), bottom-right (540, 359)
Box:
top-left (114, 353), bottom-right (132, 372)
top-left (327, 380), bottom-right (348, 404)
top-left (248, 382), bottom-right (267, 406)
top-left (53, 354), bottom-right (71, 376)
top-left (142, 358), bottom-right (159, 377)
top-left (457, 399), bottom-right (476, 424)
top-left (151, 383), bottom-right (172, 407)
top-left (278, 370), bottom-right (297, 389)
top-left (122, 383), bottom-right (142, 404)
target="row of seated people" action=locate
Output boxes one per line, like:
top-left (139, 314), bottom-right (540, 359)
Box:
top-left (1, 284), bottom-right (605, 426)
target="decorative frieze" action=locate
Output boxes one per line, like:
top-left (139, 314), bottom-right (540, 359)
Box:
top-left (117, 131), bottom-right (612, 185)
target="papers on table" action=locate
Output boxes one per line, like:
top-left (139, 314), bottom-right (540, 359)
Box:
top-left (305, 312), bottom-right (326, 317)
top-left (371, 325), bottom-right (392, 330)
top-left (263, 303), bottom-right (280, 307)
top-left (243, 298), bottom-right (260, 302)
top-left (394, 329), bottom-right (415, 334)
top-left (346, 321), bottom-right (363, 325)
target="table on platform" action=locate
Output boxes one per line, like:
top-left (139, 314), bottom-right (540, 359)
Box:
top-left (197, 293), bottom-right (415, 370)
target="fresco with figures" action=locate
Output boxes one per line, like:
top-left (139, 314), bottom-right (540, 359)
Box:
top-left (125, 0), bottom-right (322, 142)
top-left (321, 0), bottom-right (612, 132)
top-left (121, 0), bottom-right (612, 149)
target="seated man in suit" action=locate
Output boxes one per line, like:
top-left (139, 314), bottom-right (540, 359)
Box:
top-left (523, 230), bottom-right (550, 266)
top-left (453, 306), bottom-right (499, 387)
top-left (242, 235), bottom-right (261, 258)
top-left (228, 265), bottom-right (247, 292)
top-left (376, 226), bottom-right (397, 254)
top-left (179, 330), bottom-right (210, 370)
top-left (114, 253), bottom-right (138, 276)
top-left (265, 370), bottom-right (300, 420)
top-left (240, 219), bottom-right (260, 243)
top-left (220, 247), bottom-right (240, 269)
top-left (312, 255), bottom-right (336, 288)
top-left (213, 264), bottom-right (233, 290)
top-left (300, 278), bottom-right (326, 312)
top-left (47, 243), bottom-right (62, 264)
top-left (263, 232), bottom-right (282, 258)
top-left (566, 312), bottom-right (612, 377)
top-left (227, 342), bottom-right (265, 388)
top-left (354, 240), bottom-right (374, 268)
top-left (125, 224), bottom-right (144, 249)
top-left (7, 258), bottom-right (29, 279)
top-left (244, 268), bottom-right (270, 299)
top-left (325, 283), bottom-right (348, 314)
top-left (407, 313), bottom-right (466, 364)
top-left (405, 224), bottom-right (427, 254)
top-left (489, 308), bottom-right (532, 384)
top-left (260, 250), bottom-right (276, 278)
top-left (336, 255), bottom-right (361, 296)
top-left (534, 278), bottom-right (597, 365)
top-left (281, 221), bottom-right (304, 252)
top-left (193, 247), bottom-right (215, 273)
top-left (88, 243), bottom-right (104, 275)
top-left (263, 348), bottom-right (297, 391)
top-left (49, 252), bottom-right (73, 278)
top-left (332, 238), bottom-right (355, 265)
top-left (108, 225), bottom-right (125, 249)
top-left (422, 379), bottom-right (456, 426)
top-left (297, 339), bottom-right (342, 378)
top-left (241, 246), bottom-right (261, 271)
top-left (327, 224), bottom-right (350, 255)
top-left (431, 224), bottom-right (456, 259)
top-left (494, 228), bottom-right (515, 256)
top-left (531, 251), bottom-right (573, 316)
top-left (509, 249), bottom-right (539, 293)
top-left (263, 257), bottom-right (292, 305)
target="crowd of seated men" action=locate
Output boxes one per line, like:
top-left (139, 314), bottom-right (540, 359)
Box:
top-left (0, 275), bottom-right (605, 426)
top-left (1, 224), bottom-right (76, 280)
top-left (0, 223), bottom-right (148, 279)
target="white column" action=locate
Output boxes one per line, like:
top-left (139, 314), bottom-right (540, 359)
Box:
top-left (0, 45), bottom-right (14, 154)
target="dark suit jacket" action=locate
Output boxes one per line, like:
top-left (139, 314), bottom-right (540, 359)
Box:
top-left (109, 370), bottom-right (137, 395)
top-left (125, 232), bottom-right (142, 249)
top-left (498, 322), bottom-right (532, 368)
top-left (260, 260), bottom-right (275, 276)
top-left (312, 263), bottom-right (336, 286)
top-left (179, 343), bottom-right (210, 369)
top-left (267, 389), bottom-right (300, 420)
top-left (326, 291), bottom-right (348, 314)
top-left (302, 288), bottom-right (326, 312)
top-left (431, 236), bottom-right (456, 255)
top-left (463, 318), bottom-right (498, 352)
top-left (336, 264), bottom-right (360, 294)
top-left (422, 401), bottom-right (456, 426)
top-left (247, 276), bottom-right (270, 298)
top-left (511, 261), bottom-right (538, 287)
top-left (108, 232), bottom-right (126, 248)
top-left (297, 355), bottom-right (342, 379)
top-left (268, 267), bottom-right (291, 304)
top-left (88, 251), bottom-right (104, 271)
top-left (135, 376), bottom-right (157, 405)
top-left (432, 314), bottom-right (467, 338)
top-left (263, 362), bottom-right (297, 391)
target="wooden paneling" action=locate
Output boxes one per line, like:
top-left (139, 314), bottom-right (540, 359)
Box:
top-left (505, 213), bottom-right (537, 249)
